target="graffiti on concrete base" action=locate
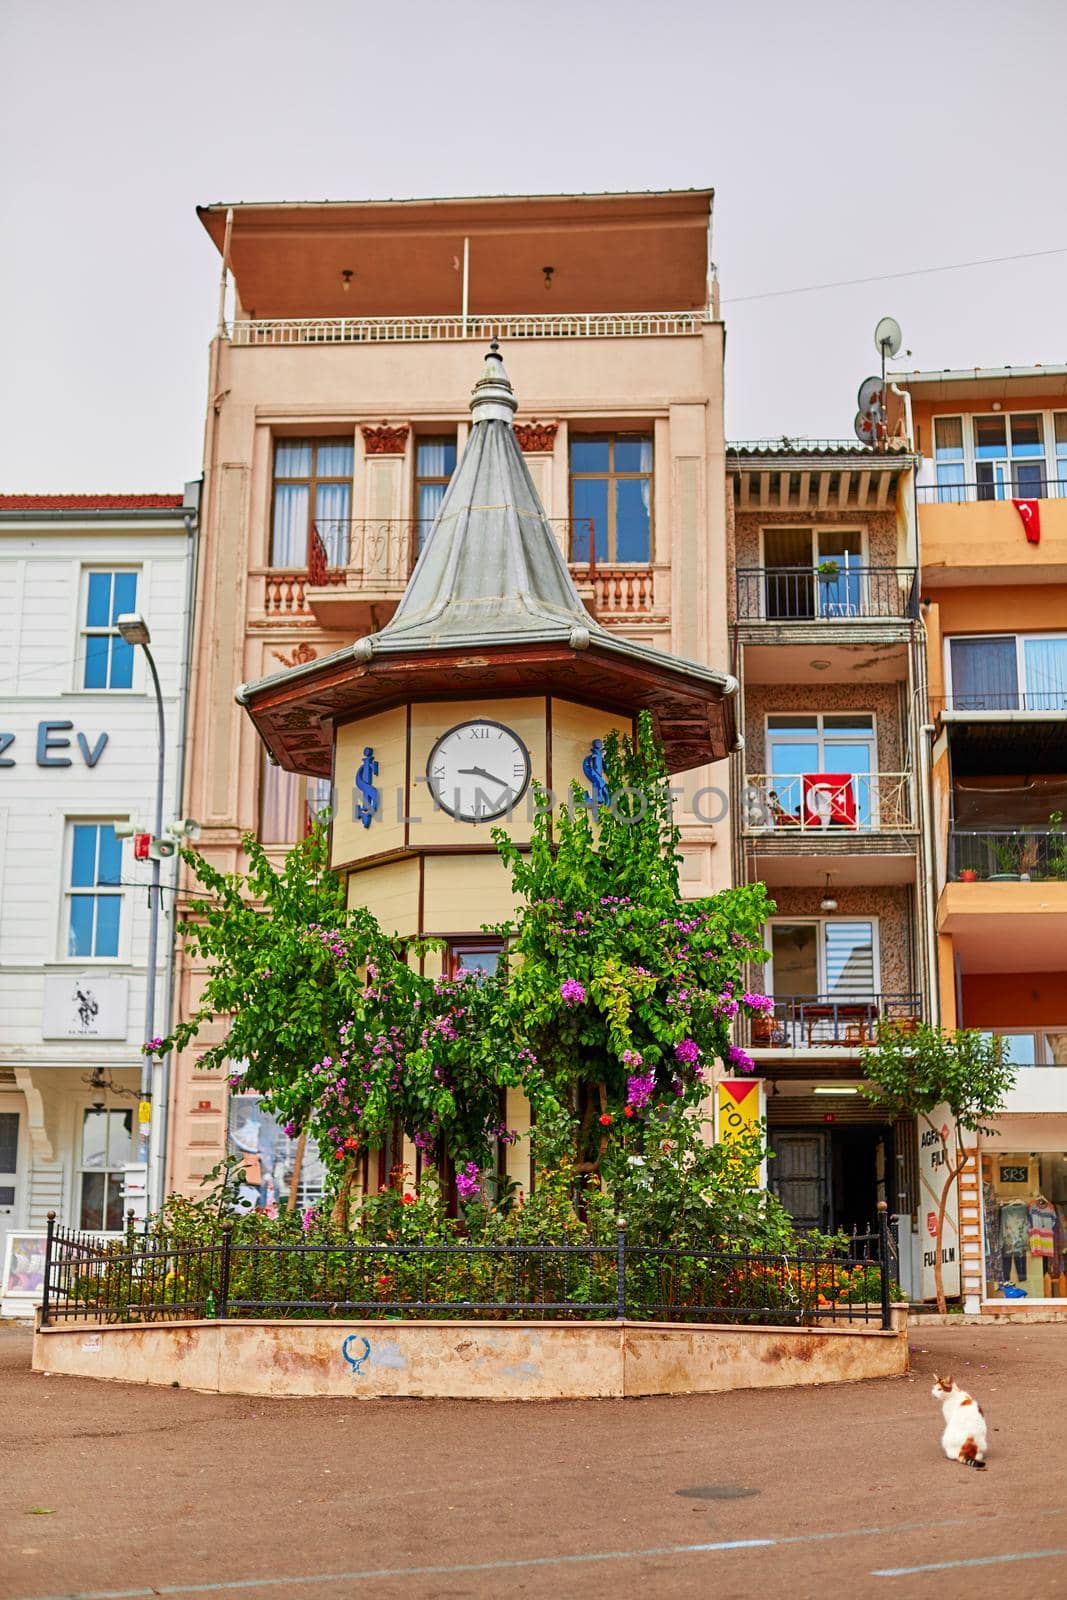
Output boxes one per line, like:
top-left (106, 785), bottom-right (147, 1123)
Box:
top-left (341, 1334), bottom-right (371, 1376)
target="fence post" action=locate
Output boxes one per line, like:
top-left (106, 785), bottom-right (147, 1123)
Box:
top-left (877, 1201), bottom-right (891, 1330)
top-left (615, 1219), bottom-right (626, 1321)
top-left (41, 1212), bottom-right (56, 1328)
top-left (218, 1225), bottom-right (232, 1321)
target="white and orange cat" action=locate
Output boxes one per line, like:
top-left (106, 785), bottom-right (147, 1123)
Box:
top-left (931, 1374), bottom-right (988, 1469)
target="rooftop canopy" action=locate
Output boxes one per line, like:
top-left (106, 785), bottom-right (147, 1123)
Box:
top-left (198, 189), bottom-right (713, 320)
top-left (238, 341), bottom-right (737, 777)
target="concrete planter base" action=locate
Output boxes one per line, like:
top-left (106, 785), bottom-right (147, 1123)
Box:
top-left (34, 1315), bottom-right (908, 1399)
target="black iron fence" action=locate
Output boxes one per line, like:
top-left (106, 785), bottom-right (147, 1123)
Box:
top-left (734, 566), bottom-right (918, 623)
top-left (934, 692), bottom-right (1067, 714)
top-left (744, 993), bottom-right (923, 1049)
top-left (40, 1210), bottom-right (895, 1330)
top-left (916, 478), bottom-right (1067, 505)
top-left (949, 828), bottom-right (1067, 881)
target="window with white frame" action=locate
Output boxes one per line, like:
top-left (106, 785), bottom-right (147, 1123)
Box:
top-left (768, 919), bottom-right (878, 999)
top-left (759, 712), bottom-right (878, 829)
top-left (760, 526), bottom-right (865, 619)
top-left (930, 412), bottom-right (1066, 502)
top-left (934, 416), bottom-right (965, 503)
top-left (259, 751), bottom-right (333, 844)
top-left (81, 570), bottom-right (138, 689)
top-left (66, 822), bottom-right (123, 958)
top-left (79, 1105), bottom-right (133, 1230)
top-left (947, 633), bottom-right (1067, 711)
top-left (1055, 414), bottom-right (1067, 490)
top-left (976, 1031), bottom-right (1067, 1067)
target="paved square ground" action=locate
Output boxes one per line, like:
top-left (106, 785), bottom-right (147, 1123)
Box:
top-left (1, 1321), bottom-right (1064, 1600)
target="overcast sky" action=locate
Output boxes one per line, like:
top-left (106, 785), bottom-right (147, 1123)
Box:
top-left (2, 0), bottom-right (1065, 491)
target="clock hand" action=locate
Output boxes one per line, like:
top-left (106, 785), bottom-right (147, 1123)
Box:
top-left (458, 766), bottom-right (510, 788)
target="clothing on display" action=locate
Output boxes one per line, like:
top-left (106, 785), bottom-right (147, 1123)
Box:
top-left (981, 1151), bottom-right (1067, 1300)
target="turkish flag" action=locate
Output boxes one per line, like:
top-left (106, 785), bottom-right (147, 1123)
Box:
top-left (1012, 499), bottom-right (1041, 543)
top-left (803, 774), bottom-right (857, 828)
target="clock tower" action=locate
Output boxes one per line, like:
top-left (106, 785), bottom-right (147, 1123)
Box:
top-left (238, 342), bottom-right (738, 966)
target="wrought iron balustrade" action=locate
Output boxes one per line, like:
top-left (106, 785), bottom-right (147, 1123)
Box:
top-left (745, 993), bottom-right (922, 1049)
top-left (742, 773), bottom-right (914, 833)
top-left (949, 828), bottom-right (1067, 881)
top-left (917, 478), bottom-right (1067, 505)
top-left (734, 566), bottom-right (918, 622)
top-left (934, 692), bottom-right (1067, 714)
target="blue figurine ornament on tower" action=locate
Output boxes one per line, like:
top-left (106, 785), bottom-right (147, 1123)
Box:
top-left (582, 737), bottom-right (610, 808)
top-left (354, 746), bottom-right (379, 829)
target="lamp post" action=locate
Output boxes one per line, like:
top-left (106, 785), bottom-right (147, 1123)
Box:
top-left (116, 613), bottom-right (165, 1174)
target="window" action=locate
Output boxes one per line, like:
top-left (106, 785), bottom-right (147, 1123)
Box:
top-left (974, 413), bottom-right (1046, 501)
top-left (66, 823), bottom-right (122, 958)
top-left (415, 436), bottom-right (457, 550)
top-left (768, 920), bottom-right (877, 999)
top-left (934, 416), bottom-right (965, 503)
top-left (447, 941), bottom-right (503, 978)
top-left (981, 1150), bottom-right (1067, 1301)
top-left (570, 435), bottom-right (652, 564)
top-left (1055, 414), bottom-right (1067, 492)
top-left (760, 527), bottom-right (865, 620)
top-left (79, 1106), bottom-right (133, 1230)
top-left (259, 751), bottom-right (333, 845)
top-left (271, 438), bottom-right (354, 567)
top-left (948, 634), bottom-right (1067, 711)
top-left (82, 570), bottom-right (138, 689)
top-left (762, 713), bottom-right (877, 828)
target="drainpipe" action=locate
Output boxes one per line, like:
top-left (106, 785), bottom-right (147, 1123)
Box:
top-left (156, 484), bottom-right (201, 1209)
top-left (461, 237), bottom-right (470, 336)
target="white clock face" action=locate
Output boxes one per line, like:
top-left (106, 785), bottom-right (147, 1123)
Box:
top-left (426, 720), bottom-right (531, 821)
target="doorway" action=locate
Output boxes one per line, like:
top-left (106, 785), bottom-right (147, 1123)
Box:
top-left (770, 1123), bottom-right (892, 1235)
top-left (0, 1106), bottom-right (23, 1273)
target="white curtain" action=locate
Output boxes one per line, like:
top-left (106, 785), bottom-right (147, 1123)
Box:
top-left (271, 485), bottom-right (308, 567)
top-left (315, 482), bottom-right (351, 566)
top-left (260, 751), bottom-right (304, 844)
top-left (1024, 638), bottom-right (1067, 710)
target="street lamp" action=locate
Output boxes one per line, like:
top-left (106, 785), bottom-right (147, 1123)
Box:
top-left (116, 613), bottom-right (165, 1173)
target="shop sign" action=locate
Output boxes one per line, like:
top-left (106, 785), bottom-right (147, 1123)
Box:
top-left (716, 1079), bottom-right (766, 1185)
top-left (919, 1102), bottom-right (961, 1301)
top-left (42, 974), bottom-right (129, 1040)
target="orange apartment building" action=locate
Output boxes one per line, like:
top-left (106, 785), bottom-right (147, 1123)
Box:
top-left (895, 365), bottom-right (1067, 1312)
top-left (169, 189), bottom-right (737, 1204)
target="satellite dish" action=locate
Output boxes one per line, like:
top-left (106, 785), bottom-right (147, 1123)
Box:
top-left (857, 376), bottom-right (885, 414)
top-left (874, 316), bottom-right (903, 359)
top-left (854, 410), bottom-right (876, 444)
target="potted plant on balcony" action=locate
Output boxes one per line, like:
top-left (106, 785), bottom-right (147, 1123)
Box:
top-left (957, 868), bottom-right (979, 883)
top-left (815, 560), bottom-right (840, 583)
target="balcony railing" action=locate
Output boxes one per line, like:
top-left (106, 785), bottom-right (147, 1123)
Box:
top-left (917, 478), bottom-right (1067, 505)
top-left (229, 311), bottom-right (705, 347)
top-left (742, 773), bottom-right (914, 833)
top-left (949, 829), bottom-right (1067, 881)
top-left (934, 692), bottom-right (1067, 715)
top-left (308, 519), bottom-right (419, 586)
top-left (745, 993), bottom-right (922, 1050)
top-left (734, 566), bottom-right (918, 622)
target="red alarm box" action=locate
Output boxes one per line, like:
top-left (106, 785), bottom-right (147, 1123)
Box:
top-left (133, 833), bottom-right (151, 860)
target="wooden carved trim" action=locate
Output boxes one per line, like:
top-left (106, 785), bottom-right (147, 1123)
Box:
top-left (513, 420), bottom-right (558, 453)
top-left (361, 424), bottom-right (409, 455)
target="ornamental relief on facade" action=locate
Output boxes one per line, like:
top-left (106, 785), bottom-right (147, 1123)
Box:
top-left (361, 424), bottom-right (410, 455)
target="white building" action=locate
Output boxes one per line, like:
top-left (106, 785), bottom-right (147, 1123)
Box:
top-left (0, 492), bottom-right (197, 1309)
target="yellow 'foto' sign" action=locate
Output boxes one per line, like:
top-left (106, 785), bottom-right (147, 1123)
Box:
top-left (716, 1079), bottom-right (763, 1181)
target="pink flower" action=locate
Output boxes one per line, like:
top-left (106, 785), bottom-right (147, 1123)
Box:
top-left (728, 1045), bottom-right (756, 1074)
top-left (560, 979), bottom-right (586, 1007)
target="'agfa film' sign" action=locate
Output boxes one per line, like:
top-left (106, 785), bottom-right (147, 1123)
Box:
top-left (919, 1103), bottom-right (961, 1301)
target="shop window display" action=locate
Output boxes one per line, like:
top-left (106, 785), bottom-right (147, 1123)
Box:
top-left (228, 1095), bottom-right (325, 1214)
top-left (982, 1151), bottom-right (1067, 1300)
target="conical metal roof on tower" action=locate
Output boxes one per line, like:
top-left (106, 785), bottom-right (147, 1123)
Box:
top-left (237, 342), bottom-right (738, 777)
top-left (372, 341), bottom-right (592, 651)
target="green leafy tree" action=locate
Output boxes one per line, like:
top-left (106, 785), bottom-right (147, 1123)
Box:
top-left (493, 713), bottom-right (774, 1177)
top-left (862, 1025), bottom-right (1015, 1311)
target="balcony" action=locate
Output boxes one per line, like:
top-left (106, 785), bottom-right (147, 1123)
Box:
top-left (255, 517), bottom-right (663, 631)
top-left (743, 993), bottom-right (922, 1052)
top-left (949, 828), bottom-right (1067, 882)
top-left (228, 311), bottom-right (705, 347)
top-left (916, 484), bottom-right (1067, 583)
top-left (744, 773), bottom-right (915, 833)
top-left (734, 566), bottom-right (918, 626)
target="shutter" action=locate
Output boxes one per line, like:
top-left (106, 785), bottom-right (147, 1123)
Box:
top-left (824, 921), bottom-right (875, 996)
